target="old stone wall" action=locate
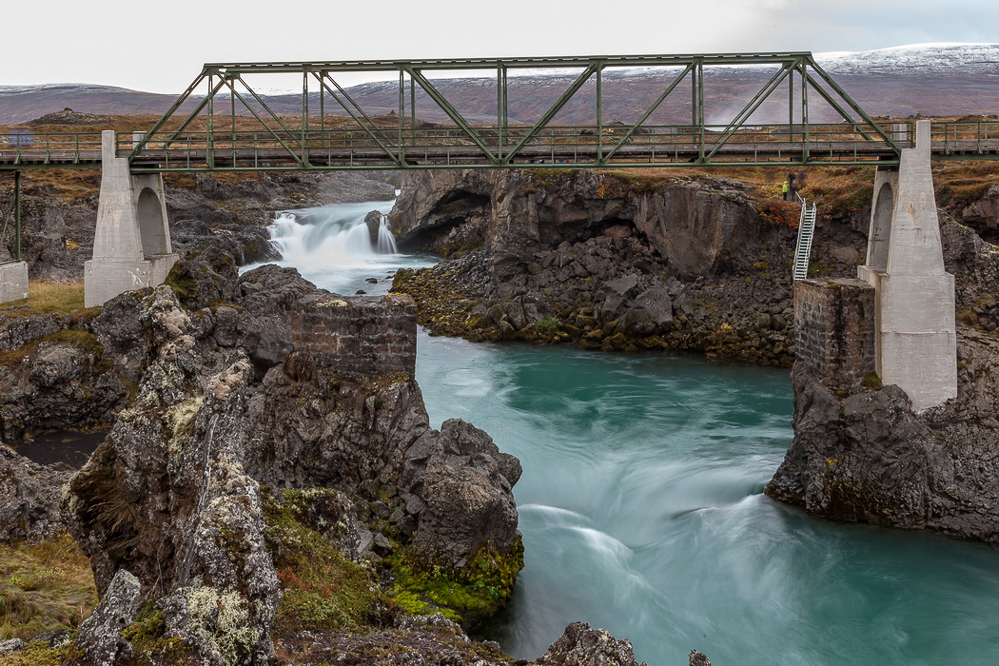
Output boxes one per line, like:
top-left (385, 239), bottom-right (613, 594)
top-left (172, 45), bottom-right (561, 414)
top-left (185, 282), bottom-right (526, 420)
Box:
top-left (793, 278), bottom-right (876, 389)
top-left (291, 293), bottom-right (417, 378)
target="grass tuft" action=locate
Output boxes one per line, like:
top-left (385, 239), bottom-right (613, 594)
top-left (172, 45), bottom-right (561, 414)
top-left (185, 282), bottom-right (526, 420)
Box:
top-left (0, 532), bottom-right (97, 641)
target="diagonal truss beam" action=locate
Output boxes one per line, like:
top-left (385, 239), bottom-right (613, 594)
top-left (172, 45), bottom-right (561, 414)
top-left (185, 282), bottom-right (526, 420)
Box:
top-left (405, 66), bottom-right (498, 163)
top-left (601, 63), bottom-right (695, 162)
top-left (500, 63), bottom-right (600, 165)
top-left (224, 78), bottom-right (306, 167)
top-left (317, 71), bottom-right (401, 165)
top-left (703, 62), bottom-right (794, 162)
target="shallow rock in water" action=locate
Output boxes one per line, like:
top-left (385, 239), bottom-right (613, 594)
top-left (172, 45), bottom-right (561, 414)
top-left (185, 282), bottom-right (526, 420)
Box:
top-left (689, 650), bottom-right (712, 666)
top-left (537, 622), bottom-right (648, 666)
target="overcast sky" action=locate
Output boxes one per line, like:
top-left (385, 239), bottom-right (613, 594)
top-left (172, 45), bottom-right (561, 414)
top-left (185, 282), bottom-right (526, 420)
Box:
top-left (2, 0), bottom-right (997, 93)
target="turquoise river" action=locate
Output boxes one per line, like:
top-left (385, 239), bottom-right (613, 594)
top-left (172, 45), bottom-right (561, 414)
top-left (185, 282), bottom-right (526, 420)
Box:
top-left (263, 200), bottom-right (999, 666)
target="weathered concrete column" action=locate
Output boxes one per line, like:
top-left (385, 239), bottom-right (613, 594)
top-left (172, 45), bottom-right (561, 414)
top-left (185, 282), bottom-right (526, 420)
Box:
top-left (857, 120), bottom-right (957, 411)
top-left (84, 130), bottom-right (178, 307)
top-left (0, 261), bottom-right (28, 303)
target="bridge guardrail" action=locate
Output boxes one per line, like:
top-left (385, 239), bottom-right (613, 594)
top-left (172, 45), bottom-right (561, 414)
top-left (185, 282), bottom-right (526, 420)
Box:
top-left (3, 121), bottom-right (999, 171)
top-left (113, 121), bottom-right (916, 171)
top-left (0, 133), bottom-right (104, 167)
top-left (930, 121), bottom-right (999, 157)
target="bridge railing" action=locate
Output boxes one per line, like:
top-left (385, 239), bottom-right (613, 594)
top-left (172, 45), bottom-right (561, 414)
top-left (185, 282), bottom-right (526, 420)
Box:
top-left (930, 121), bottom-right (999, 158)
top-left (117, 121), bottom-right (911, 170)
top-left (0, 133), bottom-right (104, 166)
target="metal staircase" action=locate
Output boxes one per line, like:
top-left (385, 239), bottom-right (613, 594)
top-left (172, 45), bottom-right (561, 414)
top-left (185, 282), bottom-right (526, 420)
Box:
top-left (792, 195), bottom-right (817, 281)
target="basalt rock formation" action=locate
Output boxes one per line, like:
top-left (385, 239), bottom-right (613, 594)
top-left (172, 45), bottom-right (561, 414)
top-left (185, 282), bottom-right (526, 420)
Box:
top-left (766, 327), bottom-right (999, 541)
top-left (389, 169), bottom-right (838, 365)
top-left (54, 260), bottom-right (521, 664)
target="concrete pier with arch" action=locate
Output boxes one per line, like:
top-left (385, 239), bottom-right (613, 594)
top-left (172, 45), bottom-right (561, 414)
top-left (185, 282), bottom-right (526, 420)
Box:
top-left (857, 120), bottom-right (957, 411)
top-left (83, 131), bottom-right (178, 307)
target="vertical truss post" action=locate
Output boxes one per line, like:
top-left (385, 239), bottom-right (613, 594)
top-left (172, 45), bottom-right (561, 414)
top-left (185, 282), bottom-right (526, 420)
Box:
top-left (801, 59), bottom-right (810, 162)
top-left (207, 72), bottom-right (215, 170)
top-left (319, 71), bottom-right (326, 145)
top-left (399, 70), bottom-right (406, 163)
top-left (303, 71), bottom-right (309, 164)
top-left (230, 72), bottom-right (236, 159)
top-left (14, 170), bottom-right (20, 262)
top-left (596, 65), bottom-right (603, 162)
top-left (410, 72), bottom-right (416, 149)
top-left (696, 58), bottom-right (705, 162)
top-left (788, 66), bottom-right (794, 127)
top-left (496, 63), bottom-right (504, 159)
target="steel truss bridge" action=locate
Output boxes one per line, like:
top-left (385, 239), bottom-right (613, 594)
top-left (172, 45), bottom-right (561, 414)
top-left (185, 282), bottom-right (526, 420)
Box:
top-left (2, 52), bottom-right (999, 175)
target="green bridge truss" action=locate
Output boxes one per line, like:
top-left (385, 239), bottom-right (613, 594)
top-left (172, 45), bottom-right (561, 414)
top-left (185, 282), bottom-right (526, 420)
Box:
top-left (2, 52), bottom-right (998, 175)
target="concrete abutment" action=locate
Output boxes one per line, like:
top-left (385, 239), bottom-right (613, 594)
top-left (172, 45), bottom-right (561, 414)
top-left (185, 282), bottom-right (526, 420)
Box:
top-left (856, 120), bottom-right (957, 411)
top-left (84, 130), bottom-right (178, 308)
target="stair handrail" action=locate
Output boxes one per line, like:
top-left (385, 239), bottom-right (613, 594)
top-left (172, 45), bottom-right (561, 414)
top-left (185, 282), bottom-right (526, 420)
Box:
top-left (793, 196), bottom-right (817, 282)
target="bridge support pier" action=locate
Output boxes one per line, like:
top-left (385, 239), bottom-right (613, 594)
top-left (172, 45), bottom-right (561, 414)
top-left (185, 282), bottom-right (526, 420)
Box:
top-left (857, 120), bottom-right (957, 411)
top-left (84, 130), bottom-right (178, 308)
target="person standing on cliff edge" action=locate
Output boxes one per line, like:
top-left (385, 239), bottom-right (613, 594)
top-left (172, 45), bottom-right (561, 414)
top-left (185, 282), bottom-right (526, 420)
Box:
top-left (786, 172), bottom-right (796, 201)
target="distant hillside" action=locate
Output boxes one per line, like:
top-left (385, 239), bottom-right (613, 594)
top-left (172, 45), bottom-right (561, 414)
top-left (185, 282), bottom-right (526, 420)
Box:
top-left (2, 44), bottom-right (997, 126)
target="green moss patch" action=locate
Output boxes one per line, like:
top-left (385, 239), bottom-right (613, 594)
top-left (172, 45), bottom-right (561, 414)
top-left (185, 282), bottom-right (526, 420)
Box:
top-left (261, 488), bottom-right (384, 634)
top-left (389, 537), bottom-right (524, 631)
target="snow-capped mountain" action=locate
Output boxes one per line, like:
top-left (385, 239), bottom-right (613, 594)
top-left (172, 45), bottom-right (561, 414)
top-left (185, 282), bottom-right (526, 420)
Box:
top-left (816, 43), bottom-right (999, 76)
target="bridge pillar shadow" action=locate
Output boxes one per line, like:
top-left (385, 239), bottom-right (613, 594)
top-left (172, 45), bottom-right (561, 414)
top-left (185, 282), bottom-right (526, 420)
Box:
top-left (84, 131), bottom-right (178, 307)
top-left (857, 120), bottom-right (957, 411)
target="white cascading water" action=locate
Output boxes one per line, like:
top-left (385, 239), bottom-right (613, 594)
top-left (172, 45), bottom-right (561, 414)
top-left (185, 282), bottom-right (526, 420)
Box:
top-left (259, 200), bottom-right (428, 295)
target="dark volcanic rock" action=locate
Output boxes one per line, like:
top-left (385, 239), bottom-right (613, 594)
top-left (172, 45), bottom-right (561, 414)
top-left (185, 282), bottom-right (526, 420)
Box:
top-left (767, 328), bottom-right (999, 542)
top-left (0, 324), bottom-right (129, 446)
top-left (537, 622), bottom-right (648, 666)
top-left (76, 569), bottom-right (143, 666)
top-left (59, 256), bottom-right (523, 664)
top-left (0, 444), bottom-right (69, 542)
top-left (390, 169), bottom-right (799, 365)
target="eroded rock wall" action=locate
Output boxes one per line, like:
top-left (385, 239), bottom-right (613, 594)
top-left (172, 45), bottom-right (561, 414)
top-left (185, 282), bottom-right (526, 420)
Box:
top-left (390, 169), bottom-right (800, 364)
top-left (767, 327), bottom-right (999, 542)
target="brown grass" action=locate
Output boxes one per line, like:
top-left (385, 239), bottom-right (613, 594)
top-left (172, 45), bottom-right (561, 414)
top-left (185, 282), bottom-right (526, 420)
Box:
top-left (0, 281), bottom-right (94, 318)
top-left (0, 532), bottom-right (97, 641)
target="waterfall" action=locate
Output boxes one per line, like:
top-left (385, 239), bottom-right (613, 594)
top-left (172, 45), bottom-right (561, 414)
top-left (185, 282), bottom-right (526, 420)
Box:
top-left (377, 216), bottom-right (398, 254)
top-left (252, 200), bottom-right (433, 297)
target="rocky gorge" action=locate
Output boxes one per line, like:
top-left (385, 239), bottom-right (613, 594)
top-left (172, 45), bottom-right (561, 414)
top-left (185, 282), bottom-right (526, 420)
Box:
top-left (0, 172), bottom-right (663, 664)
top-left (2, 158), bottom-right (999, 662)
top-left (386, 166), bottom-right (999, 544)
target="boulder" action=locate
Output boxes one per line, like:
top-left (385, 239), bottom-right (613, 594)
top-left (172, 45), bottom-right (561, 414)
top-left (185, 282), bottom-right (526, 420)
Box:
top-left (77, 569), bottom-right (143, 666)
top-left (538, 622), bottom-right (648, 666)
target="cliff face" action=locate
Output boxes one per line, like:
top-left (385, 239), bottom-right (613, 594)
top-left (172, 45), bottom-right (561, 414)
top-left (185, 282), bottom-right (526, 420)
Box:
top-left (392, 169), bottom-right (764, 280)
top-left (390, 168), bottom-right (805, 365)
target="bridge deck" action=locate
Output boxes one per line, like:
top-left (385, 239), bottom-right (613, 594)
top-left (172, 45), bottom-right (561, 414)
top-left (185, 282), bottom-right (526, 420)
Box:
top-left (1, 122), bottom-right (998, 171)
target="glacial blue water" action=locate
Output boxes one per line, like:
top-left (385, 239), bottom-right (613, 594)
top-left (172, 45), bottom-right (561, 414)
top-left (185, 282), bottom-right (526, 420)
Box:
top-left (275, 200), bottom-right (999, 666)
